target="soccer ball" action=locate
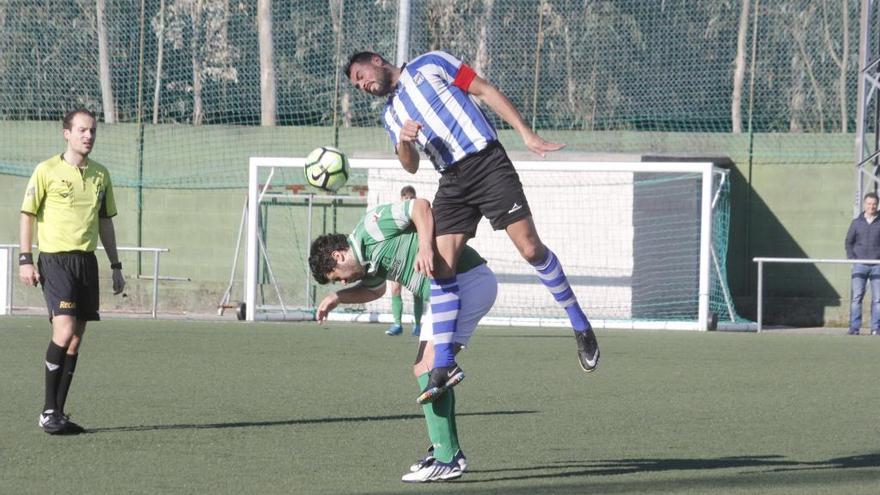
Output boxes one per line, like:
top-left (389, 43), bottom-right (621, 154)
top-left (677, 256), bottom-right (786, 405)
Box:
top-left (304, 146), bottom-right (350, 193)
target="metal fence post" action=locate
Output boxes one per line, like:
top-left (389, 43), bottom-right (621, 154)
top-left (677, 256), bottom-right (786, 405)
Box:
top-left (756, 259), bottom-right (763, 333)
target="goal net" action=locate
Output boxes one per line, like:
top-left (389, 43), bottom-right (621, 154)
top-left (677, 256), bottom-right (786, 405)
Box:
top-left (245, 157), bottom-right (740, 331)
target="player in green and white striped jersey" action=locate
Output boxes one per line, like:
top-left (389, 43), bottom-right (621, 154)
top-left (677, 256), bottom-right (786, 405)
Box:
top-left (309, 198), bottom-right (497, 482)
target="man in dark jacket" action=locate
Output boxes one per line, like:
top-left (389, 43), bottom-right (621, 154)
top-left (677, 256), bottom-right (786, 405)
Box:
top-left (844, 192), bottom-right (880, 335)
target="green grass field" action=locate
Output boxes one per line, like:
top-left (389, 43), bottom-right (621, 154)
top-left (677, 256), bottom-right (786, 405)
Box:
top-left (1, 316), bottom-right (878, 494)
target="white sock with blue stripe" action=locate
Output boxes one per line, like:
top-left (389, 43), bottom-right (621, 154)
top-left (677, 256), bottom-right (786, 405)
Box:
top-left (532, 249), bottom-right (591, 333)
top-left (430, 277), bottom-right (460, 368)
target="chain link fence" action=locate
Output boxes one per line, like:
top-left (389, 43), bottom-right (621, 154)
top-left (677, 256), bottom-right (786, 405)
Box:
top-left (0, 0), bottom-right (864, 188)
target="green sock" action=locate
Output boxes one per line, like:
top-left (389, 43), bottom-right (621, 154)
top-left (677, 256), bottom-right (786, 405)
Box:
top-left (392, 295), bottom-right (403, 325)
top-left (413, 297), bottom-right (424, 326)
top-left (417, 372), bottom-right (459, 463)
top-left (448, 387), bottom-right (458, 444)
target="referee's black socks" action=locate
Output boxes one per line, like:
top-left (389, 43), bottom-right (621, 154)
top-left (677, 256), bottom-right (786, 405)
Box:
top-left (44, 341), bottom-right (66, 412)
top-left (56, 353), bottom-right (79, 413)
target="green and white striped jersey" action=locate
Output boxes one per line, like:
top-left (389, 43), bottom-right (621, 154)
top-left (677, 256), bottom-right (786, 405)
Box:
top-left (348, 200), bottom-right (485, 300)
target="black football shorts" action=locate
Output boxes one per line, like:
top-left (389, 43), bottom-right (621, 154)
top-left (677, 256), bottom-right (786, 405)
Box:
top-left (433, 142), bottom-right (531, 237)
top-left (38, 251), bottom-right (100, 322)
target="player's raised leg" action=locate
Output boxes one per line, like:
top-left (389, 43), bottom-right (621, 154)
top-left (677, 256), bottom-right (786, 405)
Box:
top-left (420, 233), bottom-right (467, 404)
top-left (506, 217), bottom-right (600, 372)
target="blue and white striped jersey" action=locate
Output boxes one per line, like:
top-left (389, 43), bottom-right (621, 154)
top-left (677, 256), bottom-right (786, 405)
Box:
top-left (383, 51), bottom-right (497, 172)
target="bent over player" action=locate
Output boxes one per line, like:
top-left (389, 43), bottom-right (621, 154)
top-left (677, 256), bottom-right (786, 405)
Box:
top-left (309, 198), bottom-right (497, 482)
top-left (19, 108), bottom-right (125, 435)
top-left (344, 50), bottom-right (600, 397)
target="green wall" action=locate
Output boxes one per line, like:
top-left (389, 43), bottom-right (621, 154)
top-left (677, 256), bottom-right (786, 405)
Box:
top-left (0, 123), bottom-right (857, 325)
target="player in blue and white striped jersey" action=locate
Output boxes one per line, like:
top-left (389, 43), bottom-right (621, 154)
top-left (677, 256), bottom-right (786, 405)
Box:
top-left (345, 50), bottom-right (600, 400)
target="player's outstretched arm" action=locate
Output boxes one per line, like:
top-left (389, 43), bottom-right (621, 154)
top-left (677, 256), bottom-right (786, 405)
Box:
top-left (468, 76), bottom-right (565, 157)
top-left (315, 283), bottom-right (387, 324)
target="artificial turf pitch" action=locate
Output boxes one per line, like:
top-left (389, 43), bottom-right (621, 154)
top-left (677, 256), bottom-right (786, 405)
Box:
top-left (1, 316), bottom-right (878, 494)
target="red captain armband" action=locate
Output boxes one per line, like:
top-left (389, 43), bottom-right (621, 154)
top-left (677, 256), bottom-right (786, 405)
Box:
top-left (452, 64), bottom-right (477, 91)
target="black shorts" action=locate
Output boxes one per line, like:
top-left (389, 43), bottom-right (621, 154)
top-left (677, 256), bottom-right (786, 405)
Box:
top-left (38, 251), bottom-right (100, 321)
top-left (433, 142), bottom-right (531, 237)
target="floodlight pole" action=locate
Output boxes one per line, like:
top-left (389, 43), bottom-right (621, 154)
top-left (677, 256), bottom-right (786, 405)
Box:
top-left (396, 0), bottom-right (411, 66)
top-left (856, 0), bottom-right (880, 215)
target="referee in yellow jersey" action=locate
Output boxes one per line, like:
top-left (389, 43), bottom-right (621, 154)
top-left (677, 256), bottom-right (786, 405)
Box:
top-left (19, 108), bottom-right (125, 435)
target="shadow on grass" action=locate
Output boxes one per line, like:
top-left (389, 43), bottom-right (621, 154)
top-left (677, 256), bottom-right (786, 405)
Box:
top-left (84, 409), bottom-right (539, 434)
top-left (346, 453), bottom-right (880, 494)
top-left (435, 453), bottom-right (880, 493)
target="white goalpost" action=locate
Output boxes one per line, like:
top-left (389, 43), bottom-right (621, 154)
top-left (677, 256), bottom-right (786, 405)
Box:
top-left (245, 156), bottom-right (742, 331)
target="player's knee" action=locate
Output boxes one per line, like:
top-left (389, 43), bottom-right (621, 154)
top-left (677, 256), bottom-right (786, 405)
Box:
top-left (67, 336), bottom-right (83, 354)
top-left (51, 317), bottom-right (77, 347)
top-left (518, 242), bottom-right (545, 264)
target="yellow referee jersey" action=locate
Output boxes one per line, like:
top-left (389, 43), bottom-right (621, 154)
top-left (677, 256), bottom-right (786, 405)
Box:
top-left (20, 155), bottom-right (117, 253)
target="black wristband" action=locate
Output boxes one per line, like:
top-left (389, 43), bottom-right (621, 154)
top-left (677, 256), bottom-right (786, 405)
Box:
top-left (110, 262), bottom-right (122, 270)
top-left (19, 252), bottom-right (34, 266)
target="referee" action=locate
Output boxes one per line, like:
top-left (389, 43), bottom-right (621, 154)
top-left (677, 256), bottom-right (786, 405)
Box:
top-left (19, 108), bottom-right (125, 435)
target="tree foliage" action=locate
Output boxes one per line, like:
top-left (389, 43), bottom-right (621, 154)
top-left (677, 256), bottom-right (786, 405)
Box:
top-left (0, 0), bottom-right (861, 132)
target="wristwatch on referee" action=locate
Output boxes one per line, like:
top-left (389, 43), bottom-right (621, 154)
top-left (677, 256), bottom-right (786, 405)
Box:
top-left (110, 262), bottom-right (122, 270)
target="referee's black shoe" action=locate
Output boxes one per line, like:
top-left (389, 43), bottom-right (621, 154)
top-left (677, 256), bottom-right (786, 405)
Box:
top-left (417, 364), bottom-right (465, 404)
top-left (60, 413), bottom-right (85, 434)
top-left (38, 410), bottom-right (68, 435)
top-left (575, 328), bottom-right (600, 372)
top-left (38, 410), bottom-right (85, 435)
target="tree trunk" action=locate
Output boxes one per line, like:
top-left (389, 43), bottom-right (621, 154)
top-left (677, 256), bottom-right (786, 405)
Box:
top-left (822, 0), bottom-right (849, 132)
top-left (731, 0), bottom-right (749, 133)
top-left (789, 52), bottom-right (804, 132)
top-left (473, 0), bottom-right (494, 76)
top-left (563, 23), bottom-right (576, 121)
top-left (96, 0), bottom-right (117, 123)
top-left (258, 0), bottom-right (276, 126)
top-left (839, 0), bottom-right (849, 132)
top-left (793, 11), bottom-right (825, 132)
top-left (190, 1), bottom-right (203, 125)
top-left (152, 0), bottom-right (165, 124)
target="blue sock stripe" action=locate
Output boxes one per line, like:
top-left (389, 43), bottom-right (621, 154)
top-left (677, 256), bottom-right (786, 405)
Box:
top-left (432, 300), bottom-right (461, 314)
top-left (531, 248), bottom-right (592, 332)
top-left (537, 263), bottom-right (563, 280)
top-left (433, 343), bottom-right (456, 367)
top-left (431, 287), bottom-right (460, 298)
top-left (430, 282), bottom-right (460, 290)
top-left (433, 332), bottom-right (456, 344)
top-left (433, 321), bottom-right (457, 334)
top-left (529, 250), bottom-right (554, 270)
top-left (430, 276), bottom-right (460, 368)
top-left (552, 287), bottom-right (576, 302)
top-left (547, 284), bottom-right (572, 296)
top-left (536, 255), bottom-right (559, 274)
top-left (540, 273), bottom-right (568, 288)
